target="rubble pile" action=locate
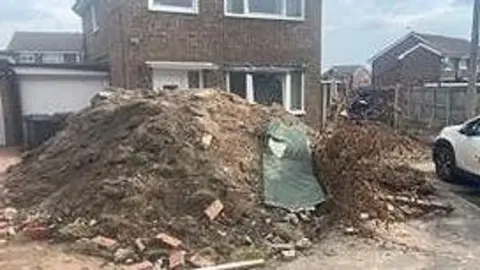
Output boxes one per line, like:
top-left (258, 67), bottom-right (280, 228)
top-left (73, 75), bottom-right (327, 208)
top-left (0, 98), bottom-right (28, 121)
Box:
top-left (314, 121), bottom-right (452, 230)
top-left (1, 88), bottom-right (453, 267)
top-left (3, 88), bottom-right (317, 265)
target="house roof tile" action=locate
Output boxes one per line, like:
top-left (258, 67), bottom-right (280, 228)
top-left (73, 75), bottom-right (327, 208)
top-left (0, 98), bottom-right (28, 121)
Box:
top-left (7, 32), bottom-right (83, 52)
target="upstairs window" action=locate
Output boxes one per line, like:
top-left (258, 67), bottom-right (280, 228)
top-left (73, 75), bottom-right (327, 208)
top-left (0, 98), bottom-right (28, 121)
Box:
top-left (148, 0), bottom-right (199, 13)
top-left (226, 0), bottom-right (305, 20)
top-left (34, 53), bottom-right (44, 64)
top-left (63, 53), bottom-right (78, 64)
top-left (459, 59), bottom-right (468, 70)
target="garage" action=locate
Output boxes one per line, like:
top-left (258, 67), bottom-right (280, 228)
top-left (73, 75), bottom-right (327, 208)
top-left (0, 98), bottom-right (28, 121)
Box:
top-left (0, 64), bottom-right (109, 147)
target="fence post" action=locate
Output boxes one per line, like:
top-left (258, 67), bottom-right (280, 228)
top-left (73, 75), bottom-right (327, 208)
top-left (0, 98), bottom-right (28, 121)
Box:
top-left (394, 83), bottom-right (400, 129)
top-left (322, 83), bottom-right (328, 129)
top-left (446, 87), bottom-right (451, 126)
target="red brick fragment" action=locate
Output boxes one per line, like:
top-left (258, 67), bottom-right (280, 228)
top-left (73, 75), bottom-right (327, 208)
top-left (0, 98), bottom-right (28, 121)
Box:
top-left (24, 226), bottom-right (51, 240)
top-left (155, 233), bottom-right (182, 248)
top-left (91, 235), bottom-right (118, 250)
top-left (169, 250), bottom-right (185, 269)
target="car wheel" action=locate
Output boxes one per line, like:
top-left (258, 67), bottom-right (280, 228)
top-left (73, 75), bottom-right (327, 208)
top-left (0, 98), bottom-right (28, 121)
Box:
top-left (434, 144), bottom-right (456, 182)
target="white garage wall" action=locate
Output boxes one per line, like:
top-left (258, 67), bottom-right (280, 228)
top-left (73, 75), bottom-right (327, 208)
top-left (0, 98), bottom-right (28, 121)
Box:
top-left (0, 93), bottom-right (5, 146)
top-left (18, 75), bottom-right (108, 115)
top-left (152, 69), bottom-right (188, 91)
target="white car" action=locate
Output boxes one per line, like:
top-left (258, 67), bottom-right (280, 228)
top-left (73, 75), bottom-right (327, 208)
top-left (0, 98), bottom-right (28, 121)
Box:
top-left (434, 117), bottom-right (480, 181)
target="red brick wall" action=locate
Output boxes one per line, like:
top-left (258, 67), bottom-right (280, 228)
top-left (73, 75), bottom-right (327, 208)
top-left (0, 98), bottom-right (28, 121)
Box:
top-left (399, 47), bottom-right (442, 86)
top-left (372, 35), bottom-right (428, 88)
top-left (82, 0), bottom-right (323, 126)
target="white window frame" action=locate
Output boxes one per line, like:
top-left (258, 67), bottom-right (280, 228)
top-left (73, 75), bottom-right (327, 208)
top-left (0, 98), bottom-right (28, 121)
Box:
top-left (459, 59), bottom-right (468, 70)
top-left (148, 0), bottom-right (199, 14)
top-left (91, 4), bottom-right (99, 33)
top-left (224, 0), bottom-right (305, 21)
top-left (226, 70), bottom-right (305, 115)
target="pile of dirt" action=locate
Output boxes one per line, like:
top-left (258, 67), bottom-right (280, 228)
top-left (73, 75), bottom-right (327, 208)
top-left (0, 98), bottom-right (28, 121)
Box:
top-left (2, 88), bottom-right (452, 266)
top-left (313, 121), bottom-right (452, 232)
top-left (4, 88), bottom-right (318, 263)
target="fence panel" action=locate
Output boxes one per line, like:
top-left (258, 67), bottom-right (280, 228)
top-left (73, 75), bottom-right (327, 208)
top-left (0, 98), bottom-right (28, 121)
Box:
top-left (399, 84), bottom-right (478, 131)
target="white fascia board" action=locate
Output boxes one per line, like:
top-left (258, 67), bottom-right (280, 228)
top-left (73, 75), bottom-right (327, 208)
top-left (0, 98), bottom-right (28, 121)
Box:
top-left (146, 61), bottom-right (219, 70)
top-left (398, 43), bottom-right (443, 60)
top-left (14, 67), bottom-right (108, 77)
top-left (369, 32), bottom-right (433, 62)
top-left (424, 82), bottom-right (480, 87)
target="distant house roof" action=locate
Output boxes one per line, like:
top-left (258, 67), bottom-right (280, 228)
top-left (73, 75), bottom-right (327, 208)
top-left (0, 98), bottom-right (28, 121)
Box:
top-left (371, 31), bottom-right (480, 62)
top-left (7, 32), bottom-right (83, 52)
top-left (322, 65), bottom-right (368, 80)
top-left (416, 33), bottom-right (476, 58)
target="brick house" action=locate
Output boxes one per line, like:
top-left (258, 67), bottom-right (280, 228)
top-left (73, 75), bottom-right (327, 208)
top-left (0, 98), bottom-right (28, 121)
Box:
top-left (72, 0), bottom-right (323, 125)
top-left (6, 32), bottom-right (83, 64)
top-left (371, 31), bottom-right (480, 88)
top-left (322, 65), bottom-right (371, 89)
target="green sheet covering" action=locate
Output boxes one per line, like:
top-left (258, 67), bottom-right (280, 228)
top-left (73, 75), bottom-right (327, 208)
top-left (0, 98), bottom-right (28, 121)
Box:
top-left (263, 121), bottom-right (326, 211)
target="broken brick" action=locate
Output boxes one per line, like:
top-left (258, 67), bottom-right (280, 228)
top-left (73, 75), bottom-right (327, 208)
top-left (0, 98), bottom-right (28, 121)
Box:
top-left (125, 260), bottom-right (153, 270)
top-left (169, 250), bottom-right (185, 269)
top-left (135, 238), bottom-right (146, 252)
top-left (281, 249), bottom-right (296, 261)
top-left (23, 226), bottom-right (51, 240)
top-left (91, 236), bottom-right (118, 251)
top-left (0, 228), bottom-right (8, 238)
top-left (0, 222), bottom-right (8, 230)
top-left (155, 233), bottom-right (182, 248)
top-left (204, 200), bottom-right (224, 220)
top-left (188, 253), bottom-right (215, 267)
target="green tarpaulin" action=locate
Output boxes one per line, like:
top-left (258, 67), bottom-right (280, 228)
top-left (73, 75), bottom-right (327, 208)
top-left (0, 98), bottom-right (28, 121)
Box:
top-left (263, 121), bottom-right (325, 211)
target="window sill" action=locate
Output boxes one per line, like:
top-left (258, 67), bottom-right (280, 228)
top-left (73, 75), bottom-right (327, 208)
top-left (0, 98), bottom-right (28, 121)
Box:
top-left (288, 110), bottom-right (306, 116)
top-left (148, 5), bottom-right (198, 14)
top-left (225, 12), bottom-right (304, 22)
top-left (90, 27), bottom-right (99, 35)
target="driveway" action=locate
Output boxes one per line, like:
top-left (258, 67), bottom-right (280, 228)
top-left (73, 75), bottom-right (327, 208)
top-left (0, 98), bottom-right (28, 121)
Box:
top-left (276, 162), bottom-right (480, 270)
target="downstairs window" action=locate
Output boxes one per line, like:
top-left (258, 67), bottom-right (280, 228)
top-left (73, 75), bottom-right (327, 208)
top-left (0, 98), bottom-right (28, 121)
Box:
top-left (226, 70), bottom-right (305, 115)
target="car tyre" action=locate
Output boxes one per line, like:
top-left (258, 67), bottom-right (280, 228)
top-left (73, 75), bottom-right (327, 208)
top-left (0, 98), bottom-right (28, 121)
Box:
top-left (434, 143), bottom-right (456, 182)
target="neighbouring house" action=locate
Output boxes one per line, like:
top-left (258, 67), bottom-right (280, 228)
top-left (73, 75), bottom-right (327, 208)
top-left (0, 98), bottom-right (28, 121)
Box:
top-left (0, 62), bottom-right (109, 147)
top-left (321, 65), bottom-right (371, 104)
top-left (371, 31), bottom-right (480, 88)
top-left (0, 31), bottom-right (108, 147)
top-left (6, 32), bottom-right (83, 65)
top-left (322, 65), bottom-right (371, 90)
top-left (72, 0), bottom-right (324, 125)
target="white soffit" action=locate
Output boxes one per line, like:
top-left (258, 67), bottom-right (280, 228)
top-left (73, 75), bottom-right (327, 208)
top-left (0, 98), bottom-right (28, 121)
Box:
top-left (146, 61), bottom-right (219, 70)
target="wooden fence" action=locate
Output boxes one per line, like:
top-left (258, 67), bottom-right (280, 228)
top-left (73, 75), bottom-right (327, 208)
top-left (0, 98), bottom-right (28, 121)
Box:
top-left (397, 83), bottom-right (480, 131)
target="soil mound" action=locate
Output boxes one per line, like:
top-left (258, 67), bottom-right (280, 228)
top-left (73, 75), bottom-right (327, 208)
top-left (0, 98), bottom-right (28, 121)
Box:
top-left (5, 89), bottom-right (311, 252)
top-left (3, 88), bottom-right (451, 265)
top-left (314, 121), bottom-right (451, 231)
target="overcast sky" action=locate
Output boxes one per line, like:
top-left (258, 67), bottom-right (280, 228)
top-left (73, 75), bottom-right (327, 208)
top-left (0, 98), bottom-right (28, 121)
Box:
top-left (0, 0), bottom-right (476, 70)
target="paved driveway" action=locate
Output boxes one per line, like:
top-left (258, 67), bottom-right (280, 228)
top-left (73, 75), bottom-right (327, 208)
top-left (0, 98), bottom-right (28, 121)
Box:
top-left (276, 162), bottom-right (480, 270)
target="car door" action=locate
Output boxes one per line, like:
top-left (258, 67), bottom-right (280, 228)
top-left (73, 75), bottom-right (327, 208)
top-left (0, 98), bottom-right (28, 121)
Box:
top-left (456, 119), bottom-right (480, 176)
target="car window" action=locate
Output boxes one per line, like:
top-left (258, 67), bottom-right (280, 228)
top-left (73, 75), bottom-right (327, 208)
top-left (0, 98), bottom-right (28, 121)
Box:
top-left (466, 119), bottom-right (480, 136)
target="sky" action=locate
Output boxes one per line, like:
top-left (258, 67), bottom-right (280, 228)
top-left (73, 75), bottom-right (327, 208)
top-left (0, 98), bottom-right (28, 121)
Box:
top-left (0, 0), bottom-right (476, 70)
top-left (324, 0), bottom-right (474, 69)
